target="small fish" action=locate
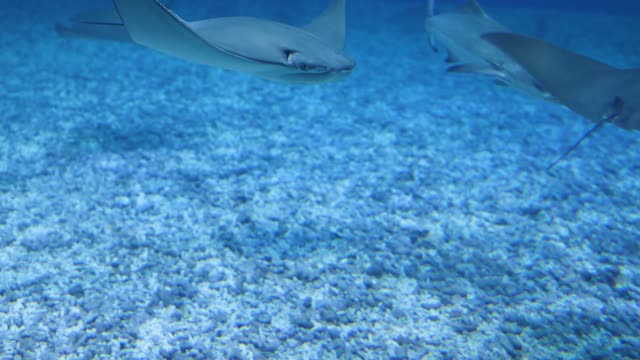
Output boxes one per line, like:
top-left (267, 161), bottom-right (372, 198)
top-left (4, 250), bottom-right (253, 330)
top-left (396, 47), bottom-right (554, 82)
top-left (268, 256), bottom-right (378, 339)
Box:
top-left (425, 0), bottom-right (554, 101)
top-left (56, 0), bottom-right (355, 84)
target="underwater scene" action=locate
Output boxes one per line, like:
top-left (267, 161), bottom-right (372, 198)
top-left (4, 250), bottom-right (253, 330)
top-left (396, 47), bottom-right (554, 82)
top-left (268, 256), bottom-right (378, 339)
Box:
top-left (1, 0), bottom-right (639, 358)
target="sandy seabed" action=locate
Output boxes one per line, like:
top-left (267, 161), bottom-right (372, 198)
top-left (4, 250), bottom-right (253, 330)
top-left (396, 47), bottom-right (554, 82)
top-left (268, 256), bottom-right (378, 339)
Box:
top-left (0, 3), bottom-right (639, 359)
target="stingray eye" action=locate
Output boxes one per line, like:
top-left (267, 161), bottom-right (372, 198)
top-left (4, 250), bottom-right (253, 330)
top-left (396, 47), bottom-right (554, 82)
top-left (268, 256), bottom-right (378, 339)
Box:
top-left (284, 49), bottom-right (298, 64)
top-left (283, 50), bottom-right (313, 71)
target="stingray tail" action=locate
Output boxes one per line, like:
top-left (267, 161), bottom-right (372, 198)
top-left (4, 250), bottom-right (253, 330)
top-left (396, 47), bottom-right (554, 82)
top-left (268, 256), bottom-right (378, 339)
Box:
top-left (55, 8), bottom-right (133, 42)
top-left (547, 96), bottom-right (624, 170)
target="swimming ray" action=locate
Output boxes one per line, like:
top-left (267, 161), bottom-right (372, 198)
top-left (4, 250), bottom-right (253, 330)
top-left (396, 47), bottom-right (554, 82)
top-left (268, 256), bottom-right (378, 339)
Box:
top-left (56, 0), bottom-right (355, 84)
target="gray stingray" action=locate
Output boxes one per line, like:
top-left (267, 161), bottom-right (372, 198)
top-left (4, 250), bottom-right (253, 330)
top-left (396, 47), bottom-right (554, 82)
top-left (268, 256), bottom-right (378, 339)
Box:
top-left (483, 32), bottom-right (640, 131)
top-left (425, 0), bottom-right (554, 101)
top-left (484, 32), bottom-right (640, 168)
top-left (56, 0), bottom-right (355, 84)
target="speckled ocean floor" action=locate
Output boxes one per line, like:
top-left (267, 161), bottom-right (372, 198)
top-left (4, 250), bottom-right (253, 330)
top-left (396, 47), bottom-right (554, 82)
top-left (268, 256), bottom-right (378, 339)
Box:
top-left (1, 2), bottom-right (639, 359)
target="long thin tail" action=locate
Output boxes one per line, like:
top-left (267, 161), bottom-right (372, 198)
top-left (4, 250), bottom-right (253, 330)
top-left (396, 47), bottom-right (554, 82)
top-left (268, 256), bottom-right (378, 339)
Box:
top-left (547, 96), bottom-right (624, 170)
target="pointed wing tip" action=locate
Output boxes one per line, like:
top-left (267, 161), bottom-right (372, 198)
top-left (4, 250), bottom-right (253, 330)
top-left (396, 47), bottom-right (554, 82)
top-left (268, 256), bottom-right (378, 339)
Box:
top-left (303, 0), bottom-right (347, 51)
top-left (455, 0), bottom-right (489, 18)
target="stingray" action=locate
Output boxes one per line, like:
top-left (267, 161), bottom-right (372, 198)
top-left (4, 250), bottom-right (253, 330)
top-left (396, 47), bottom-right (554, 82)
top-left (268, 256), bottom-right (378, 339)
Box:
top-left (484, 32), bottom-right (640, 168)
top-left (56, 0), bottom-right (355, 84)
top-left (425, 0), bottom-right (554, 101)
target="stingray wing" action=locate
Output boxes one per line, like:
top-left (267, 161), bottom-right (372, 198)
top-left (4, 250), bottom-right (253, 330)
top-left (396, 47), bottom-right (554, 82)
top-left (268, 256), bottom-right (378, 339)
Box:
top-left (302, 0), bottom-right (346, 51)
top-left (112, 0), bottom-right (258, 72)
top-left (483, 32), bottom-right (623, 122)
top-left (55, 7), bottom-right (133, 42)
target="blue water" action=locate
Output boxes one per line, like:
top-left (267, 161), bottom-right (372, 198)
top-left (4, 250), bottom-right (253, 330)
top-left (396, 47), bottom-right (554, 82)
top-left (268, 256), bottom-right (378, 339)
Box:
top-left (1, 0), bottom-right (639, 359)
top-left (481, 0), bottom-right (639, 14)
